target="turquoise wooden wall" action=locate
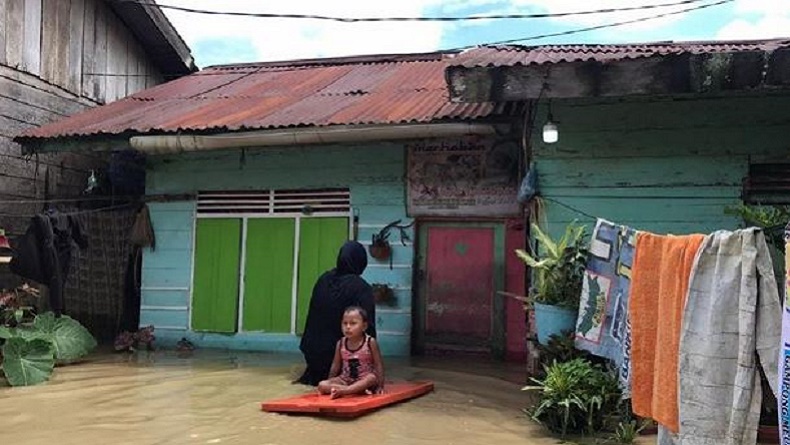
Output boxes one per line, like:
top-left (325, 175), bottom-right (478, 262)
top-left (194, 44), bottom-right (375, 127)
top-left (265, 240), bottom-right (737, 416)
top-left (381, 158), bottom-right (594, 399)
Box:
top-left (530, 95), bottom-right (790, 238)
top-left (140, 143), bottom-right (414, 356)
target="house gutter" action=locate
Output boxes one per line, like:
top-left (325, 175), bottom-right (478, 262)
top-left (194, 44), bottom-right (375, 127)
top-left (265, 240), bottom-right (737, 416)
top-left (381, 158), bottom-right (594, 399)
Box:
top-left (128, 123), bottom-right (497, 155)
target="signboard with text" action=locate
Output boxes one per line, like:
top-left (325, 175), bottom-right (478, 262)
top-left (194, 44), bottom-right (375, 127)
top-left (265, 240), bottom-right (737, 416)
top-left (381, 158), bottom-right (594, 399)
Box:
top-left (406, 138), bottom-right (520, 217)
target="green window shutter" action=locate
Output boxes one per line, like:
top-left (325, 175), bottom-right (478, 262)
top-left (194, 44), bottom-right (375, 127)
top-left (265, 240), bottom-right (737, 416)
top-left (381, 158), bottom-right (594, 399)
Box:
top-left (296, 217), bottom-right (349, 334)
top-left (242, 219), bottom-right (296, 332)
top-left (191, 219), bottom-right (241, 333)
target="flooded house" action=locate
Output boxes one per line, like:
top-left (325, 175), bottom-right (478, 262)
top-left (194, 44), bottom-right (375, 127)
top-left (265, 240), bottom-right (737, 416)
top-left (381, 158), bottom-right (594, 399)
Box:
top-left (16, 52), bottom-right (529, 360)
top-left (18, 36), bottom-right (790, 365)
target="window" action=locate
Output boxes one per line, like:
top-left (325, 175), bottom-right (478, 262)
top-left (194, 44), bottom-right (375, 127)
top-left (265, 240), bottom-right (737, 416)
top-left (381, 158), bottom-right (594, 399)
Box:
top-left (743, 163), bottom-right (790, 205)
top-left (191, 189), bottom-right (351, 334)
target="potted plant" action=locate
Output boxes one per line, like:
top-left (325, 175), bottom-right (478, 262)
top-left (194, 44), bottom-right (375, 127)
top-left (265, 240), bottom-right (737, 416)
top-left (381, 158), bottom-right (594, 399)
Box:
top-left (515, 222), bottom-right (588, 345)
top-left (523, 357), bottom-right (621, 437)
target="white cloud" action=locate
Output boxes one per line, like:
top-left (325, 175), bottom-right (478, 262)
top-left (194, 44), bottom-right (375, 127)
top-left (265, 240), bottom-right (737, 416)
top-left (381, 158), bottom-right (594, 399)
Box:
top-left (717, 17), bottom-right (790, 40)
top-left (732, 0), bottom-right (790, 16)
top-left (158, 0), bottom-right (446, 66)
top-left (717, 0), bottom-right (790, 40)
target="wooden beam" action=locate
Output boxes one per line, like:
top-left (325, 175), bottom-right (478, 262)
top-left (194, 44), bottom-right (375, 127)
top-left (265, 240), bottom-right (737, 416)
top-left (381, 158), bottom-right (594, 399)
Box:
top-left (18, 137), bottom-right (133, 154)
top-left (449, 50), bottom-right (790, 102)
top-left (767, 48), bottom-right (790, 87)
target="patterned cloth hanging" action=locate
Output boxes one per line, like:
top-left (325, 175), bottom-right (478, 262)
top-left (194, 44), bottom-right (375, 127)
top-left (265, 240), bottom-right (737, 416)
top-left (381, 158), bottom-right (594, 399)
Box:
top-left (574, 218), bottom-right (637, 396)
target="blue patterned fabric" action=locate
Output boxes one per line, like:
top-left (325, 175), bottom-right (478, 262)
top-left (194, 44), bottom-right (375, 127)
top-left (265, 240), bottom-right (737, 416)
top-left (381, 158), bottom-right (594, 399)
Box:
top-left (574, 218), bottom-right (636, 395)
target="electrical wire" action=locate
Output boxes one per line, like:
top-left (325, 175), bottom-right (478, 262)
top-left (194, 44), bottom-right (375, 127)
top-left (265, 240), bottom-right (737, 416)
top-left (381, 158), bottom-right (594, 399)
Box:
top-left (541, 197), bottom-right (598, 221)
top-left (78, 0), bottom-right (735, 79)
top-left (454, 0), bottom-right (733, 48)
top-left (115, 0), bottom-right (717, 22)
top-left (0, 203), bottom-right (137, 218)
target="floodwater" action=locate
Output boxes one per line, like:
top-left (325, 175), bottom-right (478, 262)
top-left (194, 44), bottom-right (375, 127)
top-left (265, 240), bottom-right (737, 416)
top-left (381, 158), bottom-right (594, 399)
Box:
top-left (0, 349), bottom-right (655, 445)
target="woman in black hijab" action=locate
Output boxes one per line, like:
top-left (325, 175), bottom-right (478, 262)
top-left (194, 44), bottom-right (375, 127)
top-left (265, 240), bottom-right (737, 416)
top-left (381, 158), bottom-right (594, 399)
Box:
top-left (297, 240), bottom-right (376, 386)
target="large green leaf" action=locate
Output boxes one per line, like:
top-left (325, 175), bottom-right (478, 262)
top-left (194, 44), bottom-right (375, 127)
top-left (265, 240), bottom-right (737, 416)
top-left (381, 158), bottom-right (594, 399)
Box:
top-left (531, 223), bottom-right (559, 259)
top-left (0, 325), bottom-right (13, 339)
top-left (23, 313), bottom-right (97, 362)
top-left (1, 337), bottom-right (55, 386)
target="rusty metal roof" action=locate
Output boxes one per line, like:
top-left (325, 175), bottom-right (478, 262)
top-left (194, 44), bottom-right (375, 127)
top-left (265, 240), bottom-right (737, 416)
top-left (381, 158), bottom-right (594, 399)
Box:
top-left (21, 52), bottom-right (506, 140)
top-left (453, 38), bottom-right (790, 68)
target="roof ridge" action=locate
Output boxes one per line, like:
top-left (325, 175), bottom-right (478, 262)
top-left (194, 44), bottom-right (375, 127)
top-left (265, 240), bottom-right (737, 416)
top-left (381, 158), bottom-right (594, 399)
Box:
top-left (486, 36), bottom-right (790, 52)
top-left (203, 51), bottom-right (458, 70)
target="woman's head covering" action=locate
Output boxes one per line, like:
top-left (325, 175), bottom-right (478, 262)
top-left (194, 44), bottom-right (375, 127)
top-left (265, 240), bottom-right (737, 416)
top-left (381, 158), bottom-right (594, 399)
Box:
top-left (335, 240), bottom-right (368, 276)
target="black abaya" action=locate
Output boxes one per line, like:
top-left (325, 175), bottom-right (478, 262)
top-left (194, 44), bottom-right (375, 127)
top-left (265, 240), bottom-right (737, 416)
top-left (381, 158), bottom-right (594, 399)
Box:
top-left (297, 241), bottom-right (376, 386)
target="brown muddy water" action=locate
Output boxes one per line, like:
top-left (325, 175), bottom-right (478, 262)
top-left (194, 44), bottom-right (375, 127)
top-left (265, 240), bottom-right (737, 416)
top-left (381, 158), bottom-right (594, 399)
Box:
top-left (0, 350), bottom-right (655, 445)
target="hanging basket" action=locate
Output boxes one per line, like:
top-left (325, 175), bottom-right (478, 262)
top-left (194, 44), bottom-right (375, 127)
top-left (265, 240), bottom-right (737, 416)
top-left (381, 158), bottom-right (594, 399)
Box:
top-left (369, 242), bottom-right (392, 260)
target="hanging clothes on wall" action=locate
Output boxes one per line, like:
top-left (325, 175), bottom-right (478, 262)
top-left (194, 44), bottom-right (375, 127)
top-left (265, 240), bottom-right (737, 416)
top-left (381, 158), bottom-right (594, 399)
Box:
top-left (10, 210), bottom-right (88, 316)
top-left (629, 231), bottom-right (706, 433)
top-left (129, 204), bottom-right (155, 250)
top-left (122, 204), bottom-right (156, 332)
top-left (574, 218), bottom-right (637, 396)
top-left (676, 228), bottom-right (781, 445)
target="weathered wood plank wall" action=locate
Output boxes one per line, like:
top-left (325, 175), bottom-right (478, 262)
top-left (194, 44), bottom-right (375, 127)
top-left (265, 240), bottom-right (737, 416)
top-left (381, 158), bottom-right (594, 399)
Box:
top-left (4, 0), bottom-right (164, 101)
top-left (0, 0), bottom-right (167, 234)
top-left (531, 95), bottom-right (790, 239)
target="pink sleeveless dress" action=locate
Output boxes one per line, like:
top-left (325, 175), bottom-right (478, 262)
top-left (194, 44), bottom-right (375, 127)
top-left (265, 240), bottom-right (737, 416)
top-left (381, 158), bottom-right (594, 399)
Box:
top-left (339, 335), bottom-right (377, 385)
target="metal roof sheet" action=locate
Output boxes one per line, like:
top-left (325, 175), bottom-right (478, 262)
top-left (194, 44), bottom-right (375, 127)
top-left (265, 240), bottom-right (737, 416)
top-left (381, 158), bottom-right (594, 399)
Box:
top-left (21, 52), bottom-right (503, 140)
top-left (453, 38), bottom-right (790, 68)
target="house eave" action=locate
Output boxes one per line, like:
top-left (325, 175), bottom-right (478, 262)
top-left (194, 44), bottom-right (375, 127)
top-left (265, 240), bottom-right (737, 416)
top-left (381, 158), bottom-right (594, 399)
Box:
top-left (106, 0), bottom-right (197, 76)
top-left (448, 48), bottom-right (790, 102)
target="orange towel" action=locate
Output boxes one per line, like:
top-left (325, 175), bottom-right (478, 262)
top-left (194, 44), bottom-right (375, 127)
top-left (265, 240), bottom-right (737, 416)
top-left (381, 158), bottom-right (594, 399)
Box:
top-left (629, 231), bottom-right (706, 433)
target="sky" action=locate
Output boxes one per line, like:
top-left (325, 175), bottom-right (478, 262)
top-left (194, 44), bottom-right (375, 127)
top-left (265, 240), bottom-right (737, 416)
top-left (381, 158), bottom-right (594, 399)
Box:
top-left (155, 0), bottom-right (790, 68)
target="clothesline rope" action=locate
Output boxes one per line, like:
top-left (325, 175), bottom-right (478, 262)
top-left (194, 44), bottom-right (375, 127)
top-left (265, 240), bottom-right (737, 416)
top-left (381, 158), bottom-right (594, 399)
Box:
top-left (0, 203), bottom-right (136, 218)
top-left (540, 196), bottom-right (598, 221)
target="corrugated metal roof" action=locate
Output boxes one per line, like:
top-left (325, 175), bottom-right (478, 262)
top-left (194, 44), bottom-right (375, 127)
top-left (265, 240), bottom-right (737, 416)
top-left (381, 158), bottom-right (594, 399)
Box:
top-left (21, 52), bottom-right (505, 140)
top-left (453, 38), bottom-right (790, 68)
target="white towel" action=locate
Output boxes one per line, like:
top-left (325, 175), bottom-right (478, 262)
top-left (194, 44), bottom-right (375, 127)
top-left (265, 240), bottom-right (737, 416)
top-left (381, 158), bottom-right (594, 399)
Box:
top-left (677, 228), bottom-right (781, 445)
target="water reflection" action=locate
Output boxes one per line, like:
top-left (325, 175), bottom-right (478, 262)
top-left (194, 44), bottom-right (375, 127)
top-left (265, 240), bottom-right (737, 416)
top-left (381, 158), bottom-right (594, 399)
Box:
top-left (0, 349), bottom-right (650, 445)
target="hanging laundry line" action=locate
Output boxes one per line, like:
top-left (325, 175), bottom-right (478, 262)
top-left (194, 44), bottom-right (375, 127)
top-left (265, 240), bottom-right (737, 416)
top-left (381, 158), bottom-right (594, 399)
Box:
top-left (0, 193), bottom-right (194, 205)
top-left (538, 196), bottom-right (598, 221)
top-left (0, 203), bottom-right (137, 218)
top-left (561, 213), bottom-right (782, 445)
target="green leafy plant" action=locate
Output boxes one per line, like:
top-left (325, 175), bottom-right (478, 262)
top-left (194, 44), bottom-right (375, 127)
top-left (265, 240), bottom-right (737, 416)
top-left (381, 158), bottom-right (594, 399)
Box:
top-left (16, 313), bottom-right (98, 363)
top-left (1, 337), bottom-right (56, 386)
top-left (612, 420), bottom-right (646, 444)
top-left (515, 222), bottom-right (588, 309)
top-left (0, 284), bottom-right (97, 386)
top-left (523, 358), bottom-right (621, 437)
top-left (536, 331), bottom-right (592, 370)
top-left (724, 203), bottom-right (790, 252)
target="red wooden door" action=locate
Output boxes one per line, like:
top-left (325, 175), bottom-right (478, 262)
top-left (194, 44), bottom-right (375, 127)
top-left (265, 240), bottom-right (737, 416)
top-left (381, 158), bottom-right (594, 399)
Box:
top-left (425, 227), bottom-right (495, 347)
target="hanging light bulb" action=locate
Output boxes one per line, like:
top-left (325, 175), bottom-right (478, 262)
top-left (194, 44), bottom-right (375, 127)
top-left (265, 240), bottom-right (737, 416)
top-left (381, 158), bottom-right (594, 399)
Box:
top-left (542, 112), bottom-right (558, 144)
